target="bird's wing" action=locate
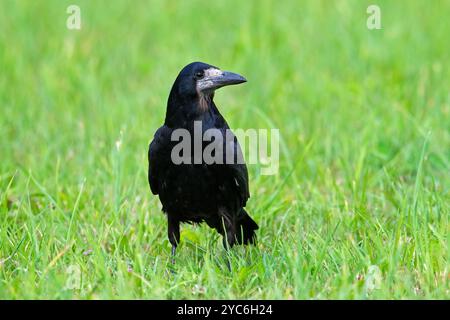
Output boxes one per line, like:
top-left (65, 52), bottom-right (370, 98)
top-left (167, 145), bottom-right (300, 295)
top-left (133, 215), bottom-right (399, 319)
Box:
top-left (231, 162), bottom-right (250, 207)
top-left (225, 134), bottom-right (250, 207)
top-left (148, 125), bottom-right (172, 195)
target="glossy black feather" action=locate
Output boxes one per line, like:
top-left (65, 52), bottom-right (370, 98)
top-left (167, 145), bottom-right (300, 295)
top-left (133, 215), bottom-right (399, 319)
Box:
top-left (148, 62), bottom-right (258, 251)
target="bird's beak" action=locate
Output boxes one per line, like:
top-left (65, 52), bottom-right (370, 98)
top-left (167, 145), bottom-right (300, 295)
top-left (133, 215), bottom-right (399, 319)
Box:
top-left (198, 70), bottom-right (247, 92)
top-left (213, 71), bottom-right (247, 88)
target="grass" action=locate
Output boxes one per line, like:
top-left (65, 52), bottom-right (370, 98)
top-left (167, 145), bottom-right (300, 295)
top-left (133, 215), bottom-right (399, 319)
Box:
top-left (0, 0), bottom-right (448, 299)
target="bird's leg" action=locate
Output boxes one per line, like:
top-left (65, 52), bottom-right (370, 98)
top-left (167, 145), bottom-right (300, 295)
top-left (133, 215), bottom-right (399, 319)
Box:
top-left (218, 214), bottom-right (236, 272)
top-left (219, 210), bottom-right (236, 250)
top-left (171, 245), bottom-right (176, 263)
top-left (167, 216), bottom-right (180, 264)
top-left (224, 227), bottom-right (236, 249)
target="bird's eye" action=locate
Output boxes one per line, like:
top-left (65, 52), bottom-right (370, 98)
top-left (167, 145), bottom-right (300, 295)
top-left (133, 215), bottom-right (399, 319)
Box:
top-left (195, 71), bottom-right (204, 79)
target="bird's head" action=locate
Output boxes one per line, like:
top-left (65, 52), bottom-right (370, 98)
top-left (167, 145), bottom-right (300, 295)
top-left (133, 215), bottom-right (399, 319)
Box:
top-left (165, 62), bottom-right (246, 125)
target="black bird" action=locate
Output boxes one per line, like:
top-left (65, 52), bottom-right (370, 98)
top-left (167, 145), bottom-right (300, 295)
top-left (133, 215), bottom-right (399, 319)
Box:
top-left (148, 62), bottom-right (258, 259)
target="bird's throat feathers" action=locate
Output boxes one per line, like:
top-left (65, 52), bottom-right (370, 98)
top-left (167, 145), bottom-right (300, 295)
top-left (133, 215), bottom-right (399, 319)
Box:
top-left (197, 91), bottom-right (213, 113)
top-left (165, 92), bottom-right (216, 127)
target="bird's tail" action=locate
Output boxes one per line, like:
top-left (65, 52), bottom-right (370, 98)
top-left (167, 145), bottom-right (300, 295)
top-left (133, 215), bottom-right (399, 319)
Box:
top-left (236, 209), bottom-right (259, 245)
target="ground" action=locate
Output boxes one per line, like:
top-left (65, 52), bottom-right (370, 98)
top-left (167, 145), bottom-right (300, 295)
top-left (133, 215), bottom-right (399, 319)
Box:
top-left (0, 0), bottom-right (448, 299)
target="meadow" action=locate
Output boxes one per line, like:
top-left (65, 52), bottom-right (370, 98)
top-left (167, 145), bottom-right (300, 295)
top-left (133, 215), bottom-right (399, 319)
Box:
top-left (0, 0), bottom-right (448, 299)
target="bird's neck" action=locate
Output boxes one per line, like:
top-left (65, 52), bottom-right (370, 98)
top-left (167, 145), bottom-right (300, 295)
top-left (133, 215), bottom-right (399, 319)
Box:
top-left (165, 95), bottom-right (221, 128)
top-left (198, 92), bottom-right (212, 113)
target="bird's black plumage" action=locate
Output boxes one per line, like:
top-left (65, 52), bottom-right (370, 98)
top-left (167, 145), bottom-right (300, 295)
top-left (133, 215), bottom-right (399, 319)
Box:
top-left (148, 62), bottom-right (258, 257)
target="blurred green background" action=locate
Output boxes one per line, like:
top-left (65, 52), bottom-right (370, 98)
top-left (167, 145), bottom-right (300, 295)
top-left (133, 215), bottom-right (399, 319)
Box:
top-left (0, 0), bottom-right (448, 299)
